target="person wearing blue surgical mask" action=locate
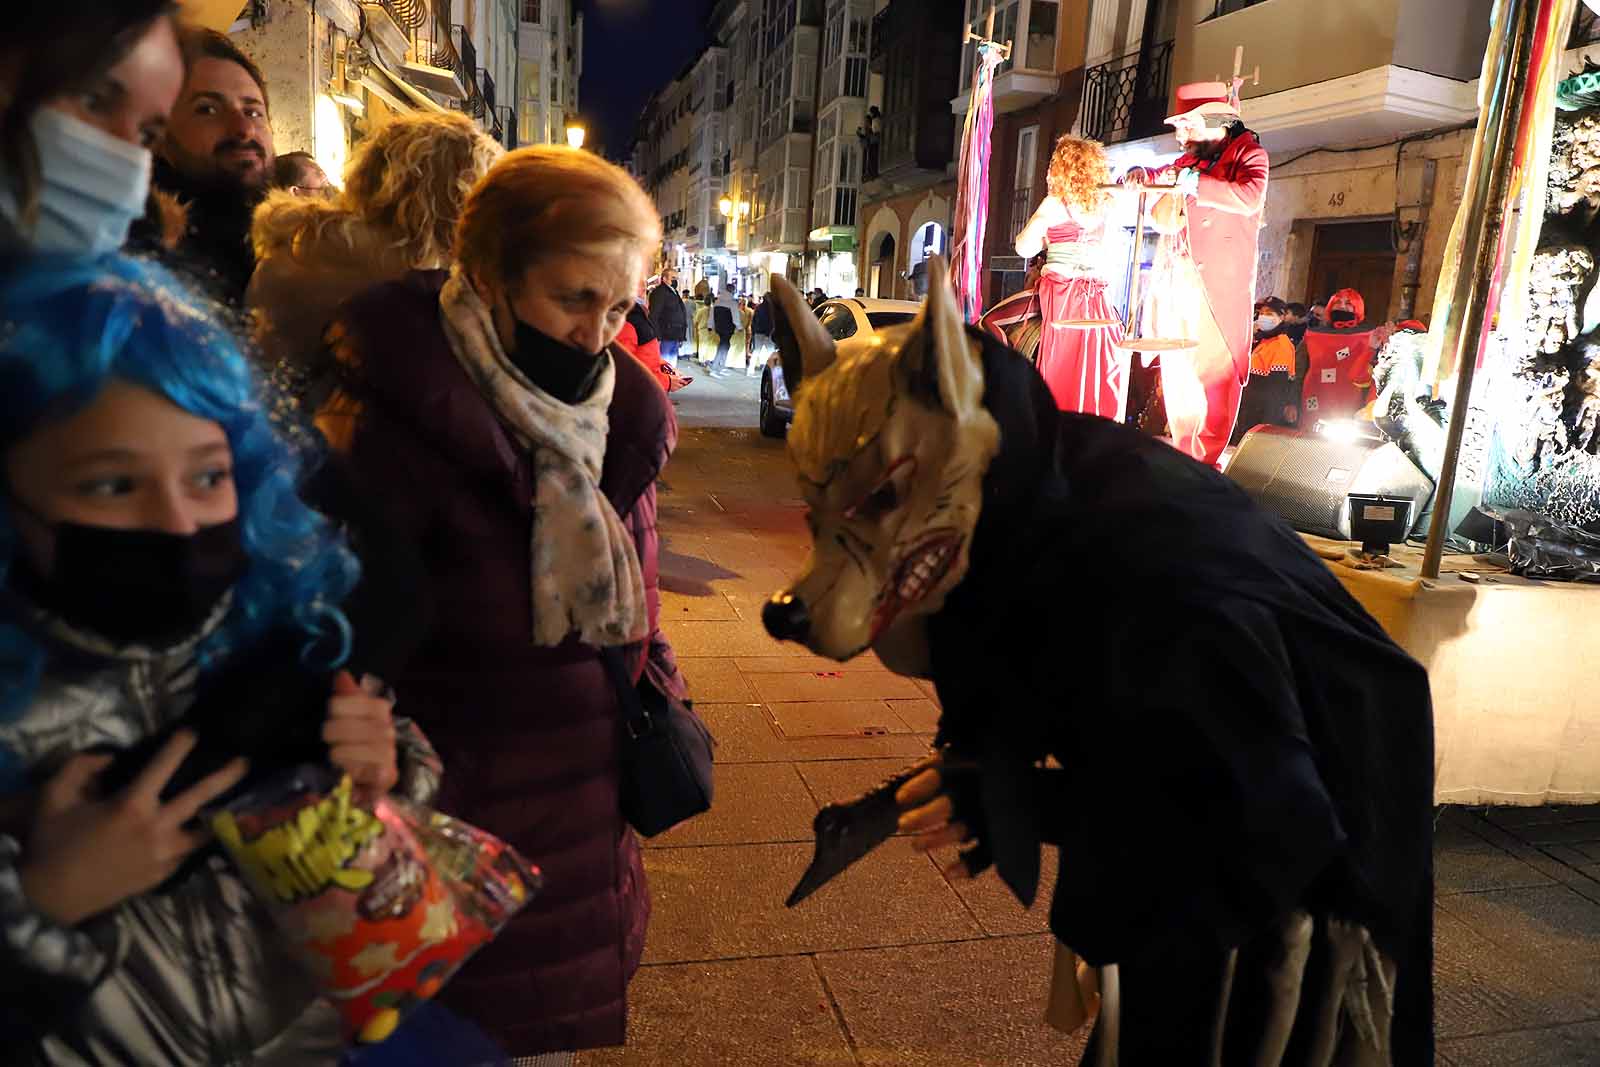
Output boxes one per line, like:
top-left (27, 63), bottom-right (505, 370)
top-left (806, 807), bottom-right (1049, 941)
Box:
top-left (0, 4), bottom-right (182, 259)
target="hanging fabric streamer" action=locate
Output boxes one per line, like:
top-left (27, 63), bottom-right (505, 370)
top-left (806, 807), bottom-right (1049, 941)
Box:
top-left (950, 17), bottom-right (1010, 324)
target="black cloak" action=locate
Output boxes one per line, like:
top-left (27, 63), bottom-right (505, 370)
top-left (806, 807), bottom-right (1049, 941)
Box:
top-left (927, 330), bottom-right (1434, 1063)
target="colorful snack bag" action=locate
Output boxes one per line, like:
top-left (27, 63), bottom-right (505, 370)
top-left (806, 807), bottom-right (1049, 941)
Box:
top-left (210, 767), bottom-right (541, 1045)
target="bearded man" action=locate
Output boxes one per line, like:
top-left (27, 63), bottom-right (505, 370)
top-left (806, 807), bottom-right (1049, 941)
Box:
top-left (143, 27), bottom-right (275, 308)
top-left (1125, 81), bottom-right (1269, 468)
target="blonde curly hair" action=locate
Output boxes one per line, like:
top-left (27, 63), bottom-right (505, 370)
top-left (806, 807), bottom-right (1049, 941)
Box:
top-left (252, 111), bottom-right (502, 268)
top-left (1045, 135), bottom-right (1112, 213)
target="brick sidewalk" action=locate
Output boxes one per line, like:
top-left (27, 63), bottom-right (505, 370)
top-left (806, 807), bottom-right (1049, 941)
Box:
top-left (577, 415), bottom-right (1600, 1067)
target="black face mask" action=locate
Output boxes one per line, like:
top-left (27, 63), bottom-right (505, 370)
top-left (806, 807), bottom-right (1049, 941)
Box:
top-left (11, 518), bottom-right (247, 647)
top-left (508, 317), bottom-right (605, 405)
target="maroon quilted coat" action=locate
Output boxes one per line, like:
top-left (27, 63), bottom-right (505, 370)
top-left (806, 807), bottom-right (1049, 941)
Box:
top-left (318, 269), bottom-right (679, 1054)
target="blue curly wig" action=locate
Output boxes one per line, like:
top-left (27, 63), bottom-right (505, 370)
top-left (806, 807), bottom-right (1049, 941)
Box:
top-left (0, 255), bottom-right (360, 785)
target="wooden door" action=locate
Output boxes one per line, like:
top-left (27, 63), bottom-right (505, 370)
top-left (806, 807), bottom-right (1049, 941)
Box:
top-left (1306, 221), bottom-right (1398, 322)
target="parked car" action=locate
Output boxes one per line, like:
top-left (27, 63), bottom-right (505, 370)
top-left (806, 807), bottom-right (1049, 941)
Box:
top-left (759, 296), bottom-right (921, 437)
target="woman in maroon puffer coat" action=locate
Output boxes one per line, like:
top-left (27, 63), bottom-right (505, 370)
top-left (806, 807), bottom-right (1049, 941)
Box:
top-left (315, 146), bottom-right (684, 1060)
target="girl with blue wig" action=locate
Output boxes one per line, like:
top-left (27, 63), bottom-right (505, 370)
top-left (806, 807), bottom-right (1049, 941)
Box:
top-left (0, 254), bottom-right (429, 1065)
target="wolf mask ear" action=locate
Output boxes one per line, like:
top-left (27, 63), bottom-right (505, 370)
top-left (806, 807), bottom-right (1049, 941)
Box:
top-left (770, 275), bottom-right (837, 393)
top-left (901, 256), bottom-right (987, 419)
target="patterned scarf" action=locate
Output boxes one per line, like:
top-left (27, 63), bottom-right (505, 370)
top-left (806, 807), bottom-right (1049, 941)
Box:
top-left (438, 267), bottom-right (647, 648)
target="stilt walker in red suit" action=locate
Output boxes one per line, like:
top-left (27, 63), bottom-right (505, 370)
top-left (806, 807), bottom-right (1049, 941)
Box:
top-left (1124, 79), bottom-right (1268, 467)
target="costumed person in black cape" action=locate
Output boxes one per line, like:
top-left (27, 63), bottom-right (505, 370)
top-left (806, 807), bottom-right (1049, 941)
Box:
top-left (760, 259), bottom-right (1433, 1065)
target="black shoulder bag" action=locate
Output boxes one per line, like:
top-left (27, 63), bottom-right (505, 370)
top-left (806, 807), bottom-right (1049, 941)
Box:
top-left (601, 648), bottom-right (715, 837)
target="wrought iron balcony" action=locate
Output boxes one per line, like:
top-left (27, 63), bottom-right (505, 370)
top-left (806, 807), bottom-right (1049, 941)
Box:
top-left (378, 0), bottom-right (428, 29)
top-left (479, 68), bottom-right (497, 116)
top-left (1081, 39), bottom-right (1174, 147)
top-left (869, 4), bottom-right (891, 69)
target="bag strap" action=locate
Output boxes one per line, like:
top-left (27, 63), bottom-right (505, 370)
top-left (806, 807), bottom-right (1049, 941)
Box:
top-left (600, 647), bottom-right (654, 739)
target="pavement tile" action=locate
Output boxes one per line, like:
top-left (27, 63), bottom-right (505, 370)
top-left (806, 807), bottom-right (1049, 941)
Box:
top-left (660, 619), bottom-right (800, 658)
top-left (658, 588), bottom-right (740, 622)
top-left (646, 762), bottom-right (818, 849)
top-left (696, 703), bottom-right (932, 764)
top-left (750, 671), bottom-right (926, 703)
top-left (1479, 804), bottom-right (1578, 828)
top-left (1437, 886), bottom-right (1600, 1016)
top-left (1496, 818), bottom-right (1600, 847)
top-left (574, 957), bottom-right (856, 1067)
top-left (678, 657), bottom-right (757, 703)
top-left (930, 848), bottom-right (1059, 938)
top-left (888, 698), bottom-right (941, 734)
top-left (913, 679), bottom-right (940, 703)
top-left (1432, 906), bottom-right (1573, 1039)
top-left (639, 842), bottom-right (982, 963)
top-left (768, 700), bottom-right (913, 739)
top-left (1435, 808), bottom-right (1497, 850)
top-left (795, 757), bottom-right (925, 812)
top-left (1435, 846), bottom-right (1558, 895)
top-left (816, 934), bottom-right (1085, 1067)
top-left (737, 655), bottom-right (890, 674)
top-left (1440, 1019), bottom-right (1600, 1067)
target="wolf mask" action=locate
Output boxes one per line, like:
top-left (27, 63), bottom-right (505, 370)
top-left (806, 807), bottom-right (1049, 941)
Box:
top-left (762, 259), bottom-right (1000, 666)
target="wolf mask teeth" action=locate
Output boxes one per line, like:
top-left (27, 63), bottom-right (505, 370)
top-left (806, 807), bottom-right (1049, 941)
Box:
top-left (763, 258), bottom-right (1001, 665)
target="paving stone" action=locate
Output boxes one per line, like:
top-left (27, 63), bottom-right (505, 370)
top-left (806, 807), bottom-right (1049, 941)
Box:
top-left (648, 763), bottom-right (819, 849)
top-left (750, 671), bottom-right (926, 703)
top-left (931, 846), bottom-right (1059, 938)
top-left (660, 619), bottom-right (802, 657)
top-left (1432, 902), bottom-right (1596, 1038)
top-left (1435, 845), bottom-right (1556, 895)
top-left (1436, 886), bottom-right (1600, 1019)
top-left (678, 657), bottom-right (757, 703)
top-left (657, 588), bottom-right (739, 621)
top-left (913, 679), bottom-right (941, 703)
top-left (696, 703), bottom-right (932, 764)
top-left (737, 655), bottom-right (890, 674)
top-left (574, 957), bottom-right (856, 1067)
top-left (1479, 804), bottom-right (1577, 828)
top-left (1441, 1018), bottom-right (1600, 1067)
top-left (639, 842), bottom-right (981, 963)
top-left (1495, 818), bottom-right (1600, 847)
top-left (796, 757), bottom-right (927, 813)
top-left (1435, 808), bottom-right (1498, 850)
top-left (889, 698), bottom-right (941, 734)
top-left (768, 700), bottom-right (913, 739)
top-left (816, 934), bottom-right (1087, 1067)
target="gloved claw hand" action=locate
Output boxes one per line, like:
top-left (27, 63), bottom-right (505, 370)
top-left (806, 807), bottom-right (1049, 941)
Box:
top-left (1175, 167), bottom-right (1201, 196)
top-left (895, 754), bottom-right (988, 878)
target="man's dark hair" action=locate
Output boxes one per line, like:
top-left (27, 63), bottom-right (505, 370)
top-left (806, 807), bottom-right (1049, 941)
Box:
top-left (1, 2), bottom-right (176, 222)
top-left (1286, 302), bottom-right (1309, 318)
top-left (180, 26), bottom-right (270, 115)
top-left (272, 151), bottom-right (319, 188)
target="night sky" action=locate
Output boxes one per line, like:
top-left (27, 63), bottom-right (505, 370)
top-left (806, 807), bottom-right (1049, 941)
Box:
top-left (580, 0), bottom-right (718, 159)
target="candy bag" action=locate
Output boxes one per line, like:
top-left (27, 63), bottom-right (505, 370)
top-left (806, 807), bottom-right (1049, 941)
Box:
top-left (210, 766), bottom-right (541, 1045)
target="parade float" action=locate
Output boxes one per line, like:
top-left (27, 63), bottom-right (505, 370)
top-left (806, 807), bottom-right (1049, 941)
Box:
top-left (1297, 0), bottom-right (1600, 806)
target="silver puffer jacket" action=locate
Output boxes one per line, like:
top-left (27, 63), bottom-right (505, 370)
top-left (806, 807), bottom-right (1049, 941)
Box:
top-left (0, 608), bottom-right (440, 1066)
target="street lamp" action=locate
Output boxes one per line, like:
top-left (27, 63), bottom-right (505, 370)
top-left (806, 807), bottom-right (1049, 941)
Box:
top-left (565, 124), bottom-right (586, 150)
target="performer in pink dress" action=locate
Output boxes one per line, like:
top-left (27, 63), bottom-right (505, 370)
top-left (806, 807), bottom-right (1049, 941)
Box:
top-left (1014, 136), bottom-right (1127, 419)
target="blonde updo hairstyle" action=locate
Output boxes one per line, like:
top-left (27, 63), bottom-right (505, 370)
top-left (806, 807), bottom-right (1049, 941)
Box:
top-left (1045, 135), bottom-right (1112, 214)
top-left (456, 146), bottom-right (663, 295)
top-left (252, 110), bottom-right (502, 267)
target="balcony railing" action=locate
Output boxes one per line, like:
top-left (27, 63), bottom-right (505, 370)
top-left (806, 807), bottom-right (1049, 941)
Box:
top-left (1009, 186), bottom-right (1032, 245)
top-left (479, 68), bottom-right (497, 116)
top-left (869, 4), bottom-right (891, 68)
top-left (379, 0), bottom-right (428, 29)
top-left (1081, 39), bottom-right (1174, 146)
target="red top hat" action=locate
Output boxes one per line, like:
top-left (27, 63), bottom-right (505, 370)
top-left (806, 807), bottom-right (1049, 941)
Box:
top-left (1165, 81), bottom-right (1241, 124)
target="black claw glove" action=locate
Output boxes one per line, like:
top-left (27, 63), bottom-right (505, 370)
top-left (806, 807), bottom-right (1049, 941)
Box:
top-left (941, 757), bottom-right (990, 875)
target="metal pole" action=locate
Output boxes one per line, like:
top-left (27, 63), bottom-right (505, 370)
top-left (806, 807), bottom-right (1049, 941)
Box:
top-left (1124, 191), bottom-right (1148, 337)
top-left (1420, 0), bottom-right (1540, 578)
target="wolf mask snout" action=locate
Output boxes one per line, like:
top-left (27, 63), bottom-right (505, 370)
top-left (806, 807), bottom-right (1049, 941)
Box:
top-left (763, 592), bottom-right (812, 642)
